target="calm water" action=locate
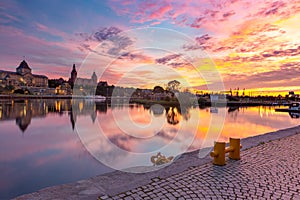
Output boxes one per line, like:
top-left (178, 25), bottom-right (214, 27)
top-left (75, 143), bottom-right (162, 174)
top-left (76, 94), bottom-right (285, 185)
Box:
top-left (0, 99), bottom-right (299, 199)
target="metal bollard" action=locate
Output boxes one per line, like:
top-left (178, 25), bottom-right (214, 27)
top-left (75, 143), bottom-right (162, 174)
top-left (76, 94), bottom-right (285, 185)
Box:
top-left (210, 138), bottom-right (242, 166)
top-left (226, 138), bottom-right (241, 160)
top-left (210, 142), bottom-right (226, 166)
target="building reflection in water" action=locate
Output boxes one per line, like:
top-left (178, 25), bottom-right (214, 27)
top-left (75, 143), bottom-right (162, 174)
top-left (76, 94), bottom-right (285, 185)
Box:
top-left (165, 106), bottom-right (191, 125)
top-left (0, 99), bottom-right (108, 133)
top-left (2, 99), bottom-right (296, 135)
top-left (0, 100), bottom-right (48, 132)
top-left (70, 99), bottom-right (106, 130)
top-left (147, 104), bottom-right (192, 125)
top-left (0, 98), bottom-right (196, 133)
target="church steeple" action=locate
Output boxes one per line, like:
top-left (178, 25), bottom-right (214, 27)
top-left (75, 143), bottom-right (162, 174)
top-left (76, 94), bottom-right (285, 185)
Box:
top-left (91, 71), bottom-right (97, 84)
top-left (70, 64), bottom-right (77, 88)
top-left (72, 64), bottom-right (76, 73)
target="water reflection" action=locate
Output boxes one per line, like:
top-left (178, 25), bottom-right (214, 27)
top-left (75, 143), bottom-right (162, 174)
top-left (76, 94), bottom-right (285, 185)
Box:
top-left (0, 99), bottom-right (105, 133)
top-left (0, 100), bottom-right (298, 145)
top-left (288, 111), bottom-right (300, 118)
top-left (0, 99), bottom-right (114, 200)
top-left (166, 107), bottom-right (181, 125)
top-left (228, 106), bottom-right (239, 113)
top-left (72, 100), bottom-right (201, 172)
top-left (149, 104), bottom-right (164, 116)
top-left (0, 100), bottom-right (47, 132)
top-left (0, 100), bottom-right (197, 133)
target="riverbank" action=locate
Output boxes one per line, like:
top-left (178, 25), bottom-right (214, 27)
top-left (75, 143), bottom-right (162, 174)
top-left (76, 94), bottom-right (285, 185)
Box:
top-left (131, 98), bottom-right (291, 108)
top-left (1, 94), bottom-right (292, 108)
top-left (132, 98), bottom-right (181, 107)
top-left (0, 94), bottom-right (73, 100)
top-left (14, 125), bottom-right (300, 200)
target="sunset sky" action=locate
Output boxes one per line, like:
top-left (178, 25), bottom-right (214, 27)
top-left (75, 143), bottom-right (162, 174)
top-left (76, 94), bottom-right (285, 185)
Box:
top-left (1, 0), bottom-right (300, 95)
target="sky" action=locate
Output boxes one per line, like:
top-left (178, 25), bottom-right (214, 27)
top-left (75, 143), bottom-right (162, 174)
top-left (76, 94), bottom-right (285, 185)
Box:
top-left (1, 0), bottom-right (300, 95)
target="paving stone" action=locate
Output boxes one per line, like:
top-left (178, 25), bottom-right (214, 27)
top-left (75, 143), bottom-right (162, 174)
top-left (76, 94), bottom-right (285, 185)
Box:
top-left (103, 133), bottom-right (300, 199)
top-left (14, 132), bottom-right (300, 200)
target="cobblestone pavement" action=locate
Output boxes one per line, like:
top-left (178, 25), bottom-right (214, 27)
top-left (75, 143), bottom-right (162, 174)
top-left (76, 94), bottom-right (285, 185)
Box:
top-left (100, 133), bottom-right (300, 200)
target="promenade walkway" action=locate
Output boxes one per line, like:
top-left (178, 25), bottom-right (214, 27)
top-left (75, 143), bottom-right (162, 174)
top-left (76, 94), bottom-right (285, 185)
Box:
top-left (15, 127), bottom-right (300, 200)
top-left (100, 133), bottom-right (300, 200)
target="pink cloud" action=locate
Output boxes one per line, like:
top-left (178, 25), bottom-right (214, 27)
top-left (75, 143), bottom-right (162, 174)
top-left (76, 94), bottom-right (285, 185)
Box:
top-left (149, 4), bottom-right (172, 19)
top-left (35, 22), bottom-right (69, 39)
top-left (0, 1), bottom-right (24, 23)
top-left (0, 12), bottom-right (20, 23)
top-left (109, 0), bottom-right (300, 41)
top-left (0, 25), bottom-right (86, 79)
top-left (222, 10), bottom-right (236, 18)
top-left (109, 0), bottom-right (205, 24)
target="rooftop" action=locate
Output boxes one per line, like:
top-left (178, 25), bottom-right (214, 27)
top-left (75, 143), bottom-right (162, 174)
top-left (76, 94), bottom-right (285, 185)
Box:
top-left (17, 60), bottom-right (31, 70)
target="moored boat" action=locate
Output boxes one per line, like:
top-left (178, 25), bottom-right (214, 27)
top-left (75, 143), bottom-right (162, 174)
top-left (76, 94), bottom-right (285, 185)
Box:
top-left (275, 102), bottom-right (300, 113)
top-left (84, 95), bottom-right (106, 101)
top-left (289, 102), bottom-right (300, 111)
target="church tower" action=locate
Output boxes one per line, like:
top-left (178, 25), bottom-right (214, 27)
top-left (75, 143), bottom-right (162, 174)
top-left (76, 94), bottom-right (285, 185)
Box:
top-left (91, 72), bottom-right (97, 84)
top-left (70, 64), bottom-right (77, 88)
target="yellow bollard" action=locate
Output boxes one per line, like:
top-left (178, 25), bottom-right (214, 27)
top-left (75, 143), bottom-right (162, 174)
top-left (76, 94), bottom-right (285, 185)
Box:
top-left (210, 138), bottom-right (242, 166)
top-left (225, 138), bottom-right (241, 160)
top-left (210, 142), bottom-right (226, 166)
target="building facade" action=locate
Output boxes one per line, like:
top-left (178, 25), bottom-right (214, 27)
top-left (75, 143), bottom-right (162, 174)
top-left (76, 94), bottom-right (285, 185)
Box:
top-left (0, 60), bottom-right (48, 88)
top-left (69, 64), bottom-right (97, 87)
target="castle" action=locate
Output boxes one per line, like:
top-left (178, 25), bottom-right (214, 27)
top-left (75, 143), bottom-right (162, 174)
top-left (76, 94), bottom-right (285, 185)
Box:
top-left (0, 60), bottom-right (48, 88)
top-left (69, 64), bottom-right (97, 88)
top-left (0, 61), bottom-right (99, 95)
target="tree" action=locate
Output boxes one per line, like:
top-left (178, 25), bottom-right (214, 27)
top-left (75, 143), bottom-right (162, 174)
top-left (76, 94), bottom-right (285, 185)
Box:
top-left (48, 78), bottom-right (66, 88)
top-left (153, 86), bottom-right (164, 93)
top-left (6, 85), bottom-right (14, 92)
top-left (166, 80), bottom-right (180, 92)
